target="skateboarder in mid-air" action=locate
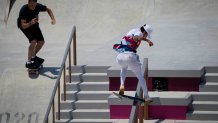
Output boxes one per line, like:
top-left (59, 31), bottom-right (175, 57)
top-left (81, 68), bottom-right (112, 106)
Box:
top-left (17, 0), bottom-right (56, 69)
top-left (113, 24), bottom-right (154, 102)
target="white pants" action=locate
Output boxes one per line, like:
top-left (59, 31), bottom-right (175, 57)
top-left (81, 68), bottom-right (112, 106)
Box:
top-left (116, 52), bottom-right (149, 98)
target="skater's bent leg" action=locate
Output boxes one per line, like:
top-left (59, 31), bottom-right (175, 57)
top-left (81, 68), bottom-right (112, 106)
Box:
top-left (118, 66), bottom-right (127, 94)
top-left (34, 40), bottom-right (44, 56)
top-left (28, 40), bottom-right (37, 61)
top-left (120, 66), bottom-right (128, 86)
top-left (135, 71), bottom-right (149, 98)
top-left (129, 57), bottom-right (150, 99)
top-left (116, 53), bottom-right (128, 95)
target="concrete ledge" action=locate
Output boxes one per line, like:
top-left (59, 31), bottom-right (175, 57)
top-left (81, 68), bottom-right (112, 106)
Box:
top-left (149, 69), bottom-right (204, 78)
top-left (108, 91), bottom-right (192, 106)
top-left (119, 120), bottom-right (218, 123)
top-left (115, 119), bottom-right (218, 123)
top-left (107, 66), bottom-right (205, 78)
top-left (175, 120), bottom-right (218, 123)
top-left (109, 91), bottom-right (192, 119)
top-left (205, 66), bottom-right (218, 73)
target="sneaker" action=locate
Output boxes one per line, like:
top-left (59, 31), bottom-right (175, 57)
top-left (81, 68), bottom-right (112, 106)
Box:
top-left (25, 62), bottom-right (38, 69)
top-left (144, 97), bottom-right (152, 103)
top-left (31, 56), bottom-right (44, 64)
top-left (119, 86), bottom-right (125, 95)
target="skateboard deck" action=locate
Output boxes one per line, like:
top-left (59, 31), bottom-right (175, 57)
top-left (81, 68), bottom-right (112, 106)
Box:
top-left (27, 65), bottom-right (43, 75)
top-left (113, 92), bottom-right (145, 104)
top-left (27, 59), bottom-right (44, 75)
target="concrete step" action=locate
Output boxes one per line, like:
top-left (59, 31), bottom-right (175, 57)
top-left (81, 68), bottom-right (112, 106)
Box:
top-left (72, 109), bottom-right (110, 119)
top-left (77, 91), bottom-right (111, 100)
top-left (79, 82), bottom-right (109, 91)
top-left (60, 100), bottom-right (75, 110)
top-left (58, 109), bottom-right (73, 119)
top-left (68, 65), bottom-right (85, 73)
top-left (191, 92), bottom-right (218, 101)
top-left (191, 101), bottom-right (218, 111)
top-left (55, 119), bottom-right (69, 123)
top-left (175, 120), bottom-right (218, 123)
top-left (186, 110), bottom-right (218, 120)
top-left (205, 73), bottom-right (218, 82)
top-left (61, 91), bottom-right (77, 101)
top-left (82, 73), bottom-right (108, 82)
top-left (69, 119), bottom-right (115, 123)
top-left (66, 73), bottom-right (82, 82)
top-left (200, 82), bottom-right (218, 92)
top-left (75, 100), bottom-right (108, 109)
top-left (84, 66), bottom-right (110, 73)
top-left (66, 82), bottom-right (80, 91)
top-left (62, 91), bottom-right (111, 101)
top-left (66, 82), bottom-right (109, 91)
top-left (56, 119), bottom-right (115, 123)
top-left (205, 67), bottom-right (218, 73)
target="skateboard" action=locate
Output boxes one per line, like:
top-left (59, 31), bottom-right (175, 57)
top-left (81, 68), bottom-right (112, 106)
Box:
top-left (113, 92), bottom-right (145, 104)
top-left (27, 60), bottom-right (44, 75)
top-left (27, 65), bottom-right (43, 75)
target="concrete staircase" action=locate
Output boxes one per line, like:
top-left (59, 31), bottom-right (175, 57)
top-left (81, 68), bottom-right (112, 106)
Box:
top-left (56, 66), bottom-right (116, 123)
top-left (187, 67), bottom-right (218, 121)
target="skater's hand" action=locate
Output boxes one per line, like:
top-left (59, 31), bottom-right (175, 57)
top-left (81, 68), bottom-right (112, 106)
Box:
top-left (148, 40), bottom-right (154, 47)
top-left (30, 18), bottom-right (38, 25)
top-left (51, 19), bottom-right (56, 25)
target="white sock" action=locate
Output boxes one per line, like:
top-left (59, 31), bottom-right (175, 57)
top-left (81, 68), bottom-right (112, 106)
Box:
top-left (27, 61), bottom-right (31, 64)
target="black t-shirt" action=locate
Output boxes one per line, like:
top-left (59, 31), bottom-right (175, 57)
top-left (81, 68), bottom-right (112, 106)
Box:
top-left (17, 3), bottom-right (47, 28)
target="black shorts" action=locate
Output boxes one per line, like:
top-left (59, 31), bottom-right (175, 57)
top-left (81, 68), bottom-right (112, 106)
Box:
top-left (20, 24), bottom-right (44, 43)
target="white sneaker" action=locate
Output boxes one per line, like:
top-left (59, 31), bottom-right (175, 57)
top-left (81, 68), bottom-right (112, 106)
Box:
top-left (144, 97), bottom-right (152, 103)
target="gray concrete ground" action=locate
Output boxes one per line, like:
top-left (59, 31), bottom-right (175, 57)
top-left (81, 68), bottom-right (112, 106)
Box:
top-left (82, 0), bottom-right (218, 70)
top-left (1, 0), bottom-right (218, 122)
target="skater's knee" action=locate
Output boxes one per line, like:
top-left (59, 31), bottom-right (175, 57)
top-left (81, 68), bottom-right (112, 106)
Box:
top-left (30, 40), bottom-right (37, 45)
top-left (38, 40), bottom-right (45, 46)
top-left (29, 40), bottom-right (37, 48)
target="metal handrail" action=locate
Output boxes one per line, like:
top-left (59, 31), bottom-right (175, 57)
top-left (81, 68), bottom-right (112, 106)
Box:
top-left (43, 26), bottom-right (77, 123)
top-left (128, 58), bottom-right (148, 123)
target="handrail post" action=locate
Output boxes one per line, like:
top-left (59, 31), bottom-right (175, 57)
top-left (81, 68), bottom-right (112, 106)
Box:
top-left (139, 105), bottom-right (143, 123)
top-left (63, 65), bottom-right (66, 101)
top-left (139, 88), bottom-right (144, 123)
top-left (58, 84), bottom-right (60, 120)
top-left (144, 103), bottom-right (149, 120)
top-left (144, 58), bottom-right (149, 120)
top-left (52, 99), bottom-right (55, 123)
top-left (73, 27), bottom-right (77, 65)
top-left (69, 48), bottom-right (72, 83)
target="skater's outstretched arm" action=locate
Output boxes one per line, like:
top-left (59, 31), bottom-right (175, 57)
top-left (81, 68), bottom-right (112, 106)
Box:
top-left (133, 35), bottom-right (154, 47)
top-left (46, 8), bottom-right (56, 25)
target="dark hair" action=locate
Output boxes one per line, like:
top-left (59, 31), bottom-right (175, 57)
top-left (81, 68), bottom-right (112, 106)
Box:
top-left (140, 26), bottom-right (145, 32)
top-left (140, 24), bottom-right (146, 33)
top-left (28, 0), bottom-right (37, 3)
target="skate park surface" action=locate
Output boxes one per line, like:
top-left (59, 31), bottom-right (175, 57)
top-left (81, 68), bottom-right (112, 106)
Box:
top-left (1, 0), bottom-right (218, 122)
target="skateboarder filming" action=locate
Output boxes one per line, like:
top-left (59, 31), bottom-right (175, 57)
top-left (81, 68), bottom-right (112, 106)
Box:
top-left (17, 0), bottom-right (56, 69)
top-left (113, 24), bottom-right (154, 102)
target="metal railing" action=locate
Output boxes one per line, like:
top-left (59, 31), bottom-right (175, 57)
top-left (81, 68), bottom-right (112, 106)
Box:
top-left (43, 26), bottom-right (77, 123)
top-left (129, 58), bottom-right (149, 123)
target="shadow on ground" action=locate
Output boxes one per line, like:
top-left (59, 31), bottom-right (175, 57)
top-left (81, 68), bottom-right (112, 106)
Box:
top-left (28, 67), bottom-right (60, 79)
